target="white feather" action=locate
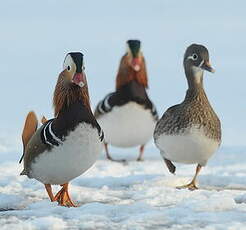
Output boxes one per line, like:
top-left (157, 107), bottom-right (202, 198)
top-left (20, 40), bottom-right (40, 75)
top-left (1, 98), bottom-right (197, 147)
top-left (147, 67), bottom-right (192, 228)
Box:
top-left (97, 102), bottom-right (156, 147)
top-left (43, 121), bottom-right (53, 146)
top-left (30, 123), bottom-right (103, 185)
top-left (98, 102), bottom-right (105, 114)
top-left (155, 126), bottom-right (220, 166)
top-left (63, 54), bottom-right (74, 70)
top-left (103, 94), bottom-right (112, 111)
top-left (48, 121), bottom-right (63, 144)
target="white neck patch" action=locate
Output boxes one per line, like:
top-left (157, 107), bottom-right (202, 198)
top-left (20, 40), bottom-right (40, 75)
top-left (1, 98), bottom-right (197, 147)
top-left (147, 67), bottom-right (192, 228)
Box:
top-left (191, 66), bottom-right (204, 84)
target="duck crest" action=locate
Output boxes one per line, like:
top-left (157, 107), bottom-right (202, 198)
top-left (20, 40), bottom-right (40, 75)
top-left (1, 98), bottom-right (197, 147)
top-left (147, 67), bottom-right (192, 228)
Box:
top-left (116, 54), bottom-right (148, 90)
top-left (53, 72), bottom-right (91, 117)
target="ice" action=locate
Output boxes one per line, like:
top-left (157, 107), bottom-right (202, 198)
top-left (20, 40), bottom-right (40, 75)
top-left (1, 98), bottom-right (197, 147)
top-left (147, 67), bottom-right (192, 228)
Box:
top-left (0, 194), bottom-right (25, 211)
top-left (0, 144), bottom-right (246, 229)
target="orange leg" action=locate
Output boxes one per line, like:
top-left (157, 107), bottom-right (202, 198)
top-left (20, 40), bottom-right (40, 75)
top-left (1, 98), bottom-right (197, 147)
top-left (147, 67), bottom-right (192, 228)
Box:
top-left (44, 184), bottom-right (55, 201)
top-left (176, 164), bottom-right (202, 190)
top-left (54, 187), bottom-right (63, 201)
top-left (53, 183), bottom-right (76, 207)
top-left (137, 145), bottom-right (145, 161)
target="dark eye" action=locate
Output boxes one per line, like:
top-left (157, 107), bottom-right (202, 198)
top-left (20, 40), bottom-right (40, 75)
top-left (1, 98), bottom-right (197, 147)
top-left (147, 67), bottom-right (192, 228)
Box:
top-left (192, 53), bottom-right (198, 60)
top-left (82, 66), bottom-right (85, 71)
top-left (67, 66), bottom-right (71, 71)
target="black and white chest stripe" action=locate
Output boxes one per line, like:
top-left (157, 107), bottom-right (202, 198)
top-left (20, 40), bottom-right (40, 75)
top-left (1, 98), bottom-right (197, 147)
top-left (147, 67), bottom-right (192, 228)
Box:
top-left (98, 126), bottom-right (104, 142)
top-left (97, 93), bottom-right (114, 114)
top-left (97, 92), bottom-right (158, 121)
top-left (41, 119), bottom-right (104, 147)
top-left (41, 120), bottom-right (63, 147)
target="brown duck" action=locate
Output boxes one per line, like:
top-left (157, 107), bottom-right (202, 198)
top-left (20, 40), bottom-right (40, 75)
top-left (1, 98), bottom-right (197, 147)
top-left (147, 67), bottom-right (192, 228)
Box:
top-left (154, 44), bottom-right (221, 190)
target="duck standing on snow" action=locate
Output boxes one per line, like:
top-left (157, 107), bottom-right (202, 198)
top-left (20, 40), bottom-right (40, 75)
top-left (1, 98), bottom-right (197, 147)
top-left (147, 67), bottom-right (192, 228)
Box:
top-left (154, 44), bottom-right (221, 190)
top-left (95, 40), bottom-right (158, 162)
top-left (20, 52), bottom-right (104, 207)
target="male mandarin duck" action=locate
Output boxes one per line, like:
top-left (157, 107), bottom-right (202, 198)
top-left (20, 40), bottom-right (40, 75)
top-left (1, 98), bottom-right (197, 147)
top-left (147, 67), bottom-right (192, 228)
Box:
top-left (154, 44), bottom-right (221, 190)
top-left (20, 52), bottom-right (104, 207)
top-left (95, 40), bottom-right (158, 162)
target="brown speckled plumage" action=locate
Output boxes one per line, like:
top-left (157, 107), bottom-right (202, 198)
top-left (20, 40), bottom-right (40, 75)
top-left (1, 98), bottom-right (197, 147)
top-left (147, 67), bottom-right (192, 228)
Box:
top-left (154, 87), bottom-right (221, 142)
top-left (154, 44), bottom-right (221, 144)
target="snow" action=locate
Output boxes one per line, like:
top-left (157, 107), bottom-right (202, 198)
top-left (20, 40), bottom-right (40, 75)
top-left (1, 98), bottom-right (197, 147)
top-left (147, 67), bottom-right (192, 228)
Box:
top-left (1, 143), bottom-right (246, 229)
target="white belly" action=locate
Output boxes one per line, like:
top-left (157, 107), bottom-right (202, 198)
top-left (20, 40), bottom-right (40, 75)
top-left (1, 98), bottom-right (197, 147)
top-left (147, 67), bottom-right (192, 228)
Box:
top-left (97, 102), bottom-right (156, 147)
top-left (30, 123), bottom-right (103, 185)
top-left (155, 126), bottom-right (219, 166)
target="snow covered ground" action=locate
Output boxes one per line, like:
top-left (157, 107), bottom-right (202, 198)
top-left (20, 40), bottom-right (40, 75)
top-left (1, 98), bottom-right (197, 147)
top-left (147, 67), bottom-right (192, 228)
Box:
top-left (1, 143), bottom-right (246, 229)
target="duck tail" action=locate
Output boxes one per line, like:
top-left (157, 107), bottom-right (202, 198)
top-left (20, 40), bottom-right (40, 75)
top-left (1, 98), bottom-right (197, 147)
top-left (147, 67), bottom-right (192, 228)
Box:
top-left (20, 169), bottom-right (27, 175)
top-left (19, 111), bottom-right (38, 164)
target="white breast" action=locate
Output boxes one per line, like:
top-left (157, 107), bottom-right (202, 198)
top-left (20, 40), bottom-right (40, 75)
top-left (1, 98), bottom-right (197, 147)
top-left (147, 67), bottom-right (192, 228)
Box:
top-left (30, 123), bottom-right (103, 185)
top-left (97, 102), bottom-right (156, 147)
top-left (155, 126), bottom-right (220, 166)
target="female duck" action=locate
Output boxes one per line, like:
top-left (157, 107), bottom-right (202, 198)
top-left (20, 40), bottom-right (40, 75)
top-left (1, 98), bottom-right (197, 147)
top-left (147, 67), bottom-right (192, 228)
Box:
top-left (154, 44), bottom-right (221, 190)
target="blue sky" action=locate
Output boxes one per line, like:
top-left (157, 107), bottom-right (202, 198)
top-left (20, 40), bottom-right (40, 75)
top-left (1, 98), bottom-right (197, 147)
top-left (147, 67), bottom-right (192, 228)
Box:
top-left (0, 0), bottom-right (245, 147)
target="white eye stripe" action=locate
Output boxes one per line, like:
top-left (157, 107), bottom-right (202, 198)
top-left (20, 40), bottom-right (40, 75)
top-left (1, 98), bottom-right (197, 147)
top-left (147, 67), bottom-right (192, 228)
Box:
top-left (187, 53), bottom-right (198, 61)
top-left (187, 55), bottom-right (194, 60)
top-left (198, 60), bottom-right (204, 68)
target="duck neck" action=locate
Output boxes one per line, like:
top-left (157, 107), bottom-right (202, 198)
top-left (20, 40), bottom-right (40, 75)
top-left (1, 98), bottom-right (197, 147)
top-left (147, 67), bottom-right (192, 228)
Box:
top-left (53, 74), bottom-right (91, 117)
top-left (185, 66), bottom-right (204, 91)
top-left (117, 80), bottom-right (148, 100)
top-left (116, 54), bottom-right (148, 90)
top-left (184, 66), bottom-right (208, 102)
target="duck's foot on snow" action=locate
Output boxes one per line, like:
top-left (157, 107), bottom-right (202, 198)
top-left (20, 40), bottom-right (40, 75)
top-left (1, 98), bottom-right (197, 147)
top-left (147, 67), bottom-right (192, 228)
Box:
top-left (53, 183), bottom-right (77, 207)
top-left (176, 181), bottom-right (199, 191)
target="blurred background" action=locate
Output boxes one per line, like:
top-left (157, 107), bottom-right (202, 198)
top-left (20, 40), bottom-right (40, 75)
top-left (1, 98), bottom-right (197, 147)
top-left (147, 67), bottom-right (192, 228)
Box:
top-left (0, 0), bottom-right (245, 152)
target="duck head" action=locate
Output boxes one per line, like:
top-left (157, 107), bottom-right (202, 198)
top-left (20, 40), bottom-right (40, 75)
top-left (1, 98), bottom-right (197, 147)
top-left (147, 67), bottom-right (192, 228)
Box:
top-left (126, 40), bottom-right (142, 72)
top-left (53, 52), bottom-right (91, 116)
top-left (116, 40), bottom-right (148, 90)
top-left (63, 52), bottom-right (86, 88)
top-left (183, 44), bottom-right (215, 89)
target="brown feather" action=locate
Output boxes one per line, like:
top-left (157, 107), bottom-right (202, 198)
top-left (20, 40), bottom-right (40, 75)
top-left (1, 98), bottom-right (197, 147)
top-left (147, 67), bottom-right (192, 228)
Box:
top-left (154, 87), bottom-right (221, 142)
top-left (53, 72), bottom-right (91, 117)
top-left (116, 54), bottom-right (148, 90)
top-left (41, 116), bottom-right (48, 124)
top-left (20, 111), bottom-right (38, 163)
top-left (22, 111), bottom-right (38, 149)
